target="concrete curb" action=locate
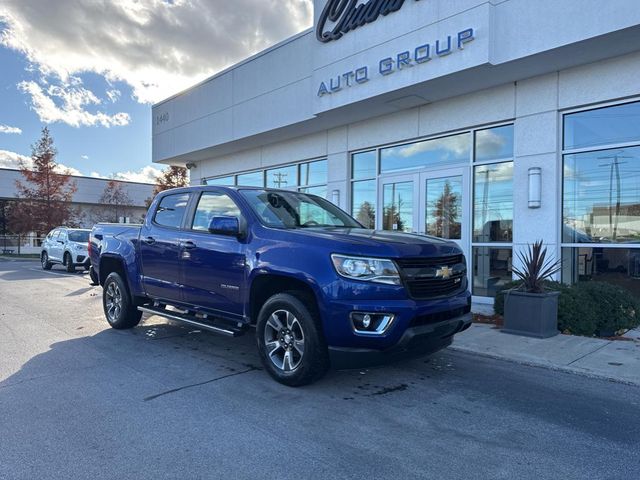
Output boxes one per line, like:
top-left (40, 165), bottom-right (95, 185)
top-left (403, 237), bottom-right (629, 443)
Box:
top-left (449, 344), bottom-right (640, 387)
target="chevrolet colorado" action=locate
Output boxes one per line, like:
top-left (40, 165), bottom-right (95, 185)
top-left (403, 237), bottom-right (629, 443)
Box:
top-left (90, 186), bottom-right (471, 386)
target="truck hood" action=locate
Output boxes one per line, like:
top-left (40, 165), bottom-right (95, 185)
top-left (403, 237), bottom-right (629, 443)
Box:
top-left (281, 227), bottom-right (461, 258)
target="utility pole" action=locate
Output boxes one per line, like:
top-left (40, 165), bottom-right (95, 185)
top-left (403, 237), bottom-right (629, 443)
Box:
top-left (598, 153), bottom-right (631, 241)
top-left (272, 172), bottom-right (288, 188)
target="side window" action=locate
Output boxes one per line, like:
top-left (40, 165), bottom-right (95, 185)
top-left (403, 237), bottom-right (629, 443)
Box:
top-left (192, 192), bottom-right (241, 231)
top-left (58, 230), bottom-right (67, 242)
top-left (154, 193), bottom-right (190, 228)
top-left (47, 230), bottom-right (57, 240)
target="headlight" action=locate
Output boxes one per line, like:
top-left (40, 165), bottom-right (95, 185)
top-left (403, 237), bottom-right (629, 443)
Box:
top-left (331, 254), bottom-right (401, 285)
top-left (75, 244), bottom-right (85, 250)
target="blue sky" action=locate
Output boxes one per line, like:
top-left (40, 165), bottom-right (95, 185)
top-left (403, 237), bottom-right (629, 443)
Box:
top-left (0, 0), bottom-right (312, 182)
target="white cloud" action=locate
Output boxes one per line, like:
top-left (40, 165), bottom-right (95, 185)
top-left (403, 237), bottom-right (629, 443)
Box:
top-left (106, 89), bottom-right (121, 103)
top-left (81, 155), bottom-right (89, 160)
top-left (0, 149), bottom-right (82, 176)
top-left (0, 124), bottom-right (22, 134)
top-left (110, 165), bottom-right (162, 184)
top-left (17, 80), bottom-right (130, 128)
top-left (0, 149), bottom-right (158, 183)
top-left (0, 0), bottom-right (313, 104)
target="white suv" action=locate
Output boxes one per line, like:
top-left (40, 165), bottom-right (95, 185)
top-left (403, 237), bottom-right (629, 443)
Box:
top-left (41, 227), bottom-right (91, 272)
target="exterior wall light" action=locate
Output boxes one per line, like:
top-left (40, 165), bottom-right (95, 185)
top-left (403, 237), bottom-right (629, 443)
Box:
top-left (528, 167), bottom-right (542, 209)
top-left (332, 189), bottom-right (341, 206)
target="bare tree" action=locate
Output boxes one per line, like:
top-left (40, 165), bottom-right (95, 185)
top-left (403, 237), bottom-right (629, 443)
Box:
top-left (99, 180), bottom-right (133, 223)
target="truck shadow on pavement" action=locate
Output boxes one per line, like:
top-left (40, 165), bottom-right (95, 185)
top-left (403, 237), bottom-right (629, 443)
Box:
top-left (0, 316), bottom-right (462, 402)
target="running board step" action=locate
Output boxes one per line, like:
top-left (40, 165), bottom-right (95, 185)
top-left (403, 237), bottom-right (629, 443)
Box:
top-left (137, 306), bottom-right (244, 337)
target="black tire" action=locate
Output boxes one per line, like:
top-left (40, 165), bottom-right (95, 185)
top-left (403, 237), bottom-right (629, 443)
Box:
top-left (41, 252), bottom-right (52, 270)
top-left (256, 292), bottom-right (329, 387)
top-left (64, 253), bottom-right (75, 273)
top-left (102, 272), bottom-right (142, 330)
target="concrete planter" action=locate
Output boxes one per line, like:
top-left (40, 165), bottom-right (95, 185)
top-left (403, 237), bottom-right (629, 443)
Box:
top-left (503, 290), bottom-right (560, 339)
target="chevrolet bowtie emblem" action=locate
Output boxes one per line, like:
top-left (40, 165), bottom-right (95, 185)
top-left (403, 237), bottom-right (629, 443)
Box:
top-left (435, 266), bottom-right (453, 279)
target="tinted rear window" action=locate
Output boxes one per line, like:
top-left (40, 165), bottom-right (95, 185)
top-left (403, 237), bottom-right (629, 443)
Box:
top-left (68, 231), bottom-right (90, 242)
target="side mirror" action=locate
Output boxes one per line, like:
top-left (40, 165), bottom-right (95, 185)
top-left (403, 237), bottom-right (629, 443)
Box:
top-left (208, 216), bottom-right (241, 237)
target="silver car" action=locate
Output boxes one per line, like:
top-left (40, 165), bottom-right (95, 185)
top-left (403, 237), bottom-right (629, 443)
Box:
top-left (41, 227), bottom-right (91, 272)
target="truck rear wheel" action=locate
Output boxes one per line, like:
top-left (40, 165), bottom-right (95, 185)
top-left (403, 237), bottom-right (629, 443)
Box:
top-left (103, 272), bottom-right (142, 329)
top-left (256, 292), bottom-right (329, 387)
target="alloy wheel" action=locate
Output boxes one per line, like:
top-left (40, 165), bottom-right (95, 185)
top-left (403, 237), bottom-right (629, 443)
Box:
top-left (264, 309), bottom-right (305, 372)
top-left (105, 281), bottom-right (123, 322)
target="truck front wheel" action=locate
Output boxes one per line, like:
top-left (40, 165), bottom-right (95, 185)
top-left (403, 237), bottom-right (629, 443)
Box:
top-left (103, 272), bottom-right (142, 330)
top-left (256, 293), bottom-right (329, 387)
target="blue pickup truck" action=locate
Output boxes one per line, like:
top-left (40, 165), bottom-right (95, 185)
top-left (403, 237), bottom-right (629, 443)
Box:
top-left (90, 186), bottom-right (471, 386)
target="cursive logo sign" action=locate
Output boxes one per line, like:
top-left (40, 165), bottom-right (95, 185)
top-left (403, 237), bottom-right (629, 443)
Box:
top-left (316, 0), bottom-right (421, 43)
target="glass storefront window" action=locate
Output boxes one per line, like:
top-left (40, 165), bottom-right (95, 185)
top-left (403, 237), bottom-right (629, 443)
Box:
top-left (562, 247), bottom-right (640, 298)
top-left (475, 125), bottom-right (514, 162)
top-left (205, 176), bottom-right (235, 186)
top-left (351, 179), bottom-right (376, 229)
top-left (266, 165), bottom-right (298, 189)
top-left (472, 247), bottom-right (513, 297)
top-left (563, 146), bottom-right (640, 244)
top-left (352, 151), bottom-right (377, 180)
top-left (299, 185), bottom-right (327, 198)
top-left (473, 162), bottom-right (513, 242)
top-left (564, 100), bottom-right (640, 150)
top-left (300, 160), bottom-right (327, 186)
top-left (425, 176), bottom-right (462, 239)
top-left (382, 181), bottom-right (413, 232)
top-left (380, 133), bottom-right (470, 173)
top-left (237, 170), bottom-right (264, 187)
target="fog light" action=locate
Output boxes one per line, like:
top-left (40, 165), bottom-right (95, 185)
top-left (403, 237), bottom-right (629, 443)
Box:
top-left (350, 312), bottom-right (395, 335)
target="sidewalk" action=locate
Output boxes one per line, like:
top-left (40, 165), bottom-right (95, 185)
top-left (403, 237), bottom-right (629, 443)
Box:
top-left (452, 323), bottom-right (640, 386)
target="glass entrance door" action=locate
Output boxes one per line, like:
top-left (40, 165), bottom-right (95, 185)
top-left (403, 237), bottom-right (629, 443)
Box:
top-left (377, 174), bottom-right (419, 233)
top-left (419, 168), bottom-right (468, 253)
top-left (377, 168), bottom-right (469, 247)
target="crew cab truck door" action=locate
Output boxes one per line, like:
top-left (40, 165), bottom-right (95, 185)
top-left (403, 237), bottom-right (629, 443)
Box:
top-left (180, 190), bottom-right (246, 318)
top-left (140, 192), bottom-right (190, 302)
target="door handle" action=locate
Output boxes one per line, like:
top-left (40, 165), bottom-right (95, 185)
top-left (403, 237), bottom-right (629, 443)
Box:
top-left (143, 236), bottom-right (156, 245)
top-left (182, 241), bottom-right (196, 250)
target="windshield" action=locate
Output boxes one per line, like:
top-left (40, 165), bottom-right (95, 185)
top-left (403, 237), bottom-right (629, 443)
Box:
top-left (68, 230), bottom-right (90, 243)
top-left (240, 190), bottom-right (362, 229)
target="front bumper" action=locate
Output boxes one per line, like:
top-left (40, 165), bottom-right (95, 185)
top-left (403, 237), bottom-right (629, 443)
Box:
top-left (328, 312), bottom-right (472, 369)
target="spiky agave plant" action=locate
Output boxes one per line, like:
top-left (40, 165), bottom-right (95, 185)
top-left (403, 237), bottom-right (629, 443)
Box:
top-left (512, 240), bottom-right (562, 293)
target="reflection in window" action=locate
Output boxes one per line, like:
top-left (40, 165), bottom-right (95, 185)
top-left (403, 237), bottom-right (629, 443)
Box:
top-left (473, 162), bottom-right (513, 242)
top-left (383, 181), bottom-right (413, 232)
top-left (266, 165), bottom-right (298, 189)
top-left (352, 179), bottom-right (376, 229)
top-left (563, 146), bottom-right (640, 244)
top-left (425, 176), bottom-right (462, 239)
top-left (192, 192), bottom-right (241, 231)
top-left (562, 247), bottom-right (640, 297)
top-left (381, 133), bottom-right (470, 173)
top-left (237, 171), bottom-right (263, 187)
top-left (299, 185), bottom-right (327, 198)
top-left (475, 125), bottom-right (514, 162)
top-left (472, 247), bottom-right (512, 297)
top-left (154, 193), bottom-right (190, 228)
top-left (300, 160), bottom-right (327, 186)
top-left (352, 151), bottom-right (377, 179)
top-left (564, 101), bottom-right (640, 150)
top-left (206, 176), bottom-right (234, 186)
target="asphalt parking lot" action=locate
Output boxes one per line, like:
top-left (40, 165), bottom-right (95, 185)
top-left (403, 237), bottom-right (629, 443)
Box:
top-left (1, 259), bottom-right (639, 479)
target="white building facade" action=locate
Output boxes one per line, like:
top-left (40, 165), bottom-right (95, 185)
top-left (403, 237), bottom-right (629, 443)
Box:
top-left (152, 0), bottom-right (640, 302)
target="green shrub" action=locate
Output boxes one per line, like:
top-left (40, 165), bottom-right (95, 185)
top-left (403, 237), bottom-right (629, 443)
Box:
top-left (493, 280), bottom-right (639, 337)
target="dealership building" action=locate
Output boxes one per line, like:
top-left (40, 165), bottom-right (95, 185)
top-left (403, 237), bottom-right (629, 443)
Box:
top-left (152, 0), bottom-right (640, 303)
